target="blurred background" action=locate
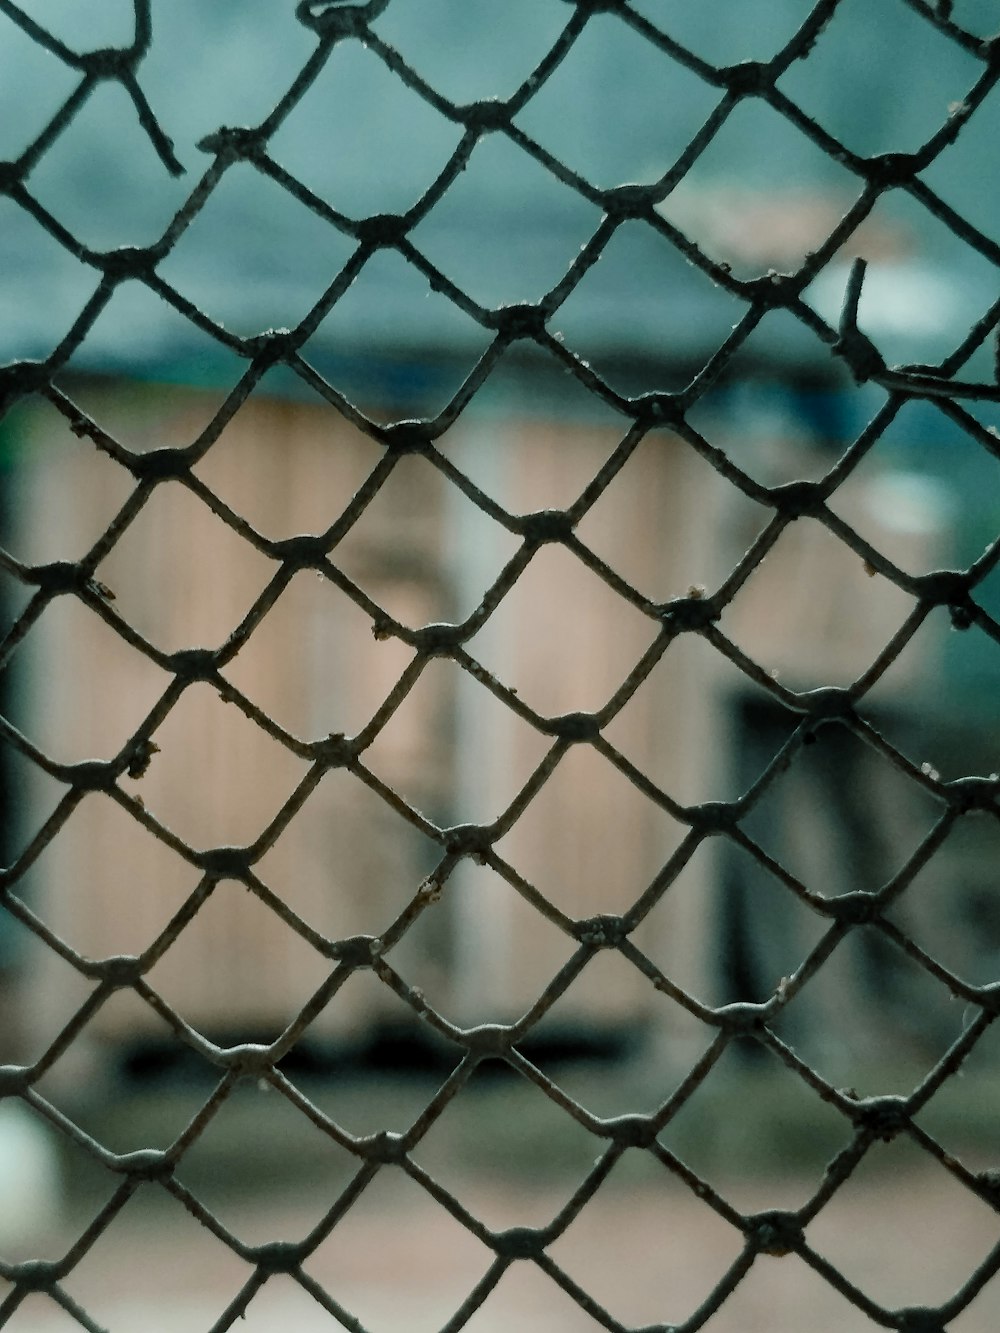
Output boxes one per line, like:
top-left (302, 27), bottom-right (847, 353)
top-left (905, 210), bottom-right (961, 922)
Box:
top-left (1, 0), bottom-right (1000, 1328)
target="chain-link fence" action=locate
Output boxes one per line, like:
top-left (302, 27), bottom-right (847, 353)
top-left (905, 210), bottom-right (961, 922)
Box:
top-left (1, 0), bottom-right (1000, 1328)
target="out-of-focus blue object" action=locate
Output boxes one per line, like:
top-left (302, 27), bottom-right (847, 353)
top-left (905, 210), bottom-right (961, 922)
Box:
top-left (0, 0), bottom-right (997, 383)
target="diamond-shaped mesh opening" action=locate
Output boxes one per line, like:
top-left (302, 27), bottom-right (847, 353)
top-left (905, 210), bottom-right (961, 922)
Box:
top-left (601, 632), bottom-right (752, 805)
top-left (269, 39), bottom-right (462, 219)
top-left (689, 375), bottom-right (847, 488)
top-left (294, 1043), bottom-right (463, 1138)
top-left (66, 287), bottom-right (252, 389)
top-left (888, 815), bottom-right (1000, 987)
top-left (191, 388), bottom-right (381, 538)
top-left (545, 1151), bottom-right (746, 1329)
top-left (23, 791), bottom-right (196, 957)
top-left (806, 187), bottom-right (1000, 367)
top-left (935, 618), bottom-right (1000, 722)
top-left (254, 767), bottom-right (443, 949)
top-left (143, 877), bottom-right (333, 1037)
top-left (301, 1165), bottom-right (496, 1332)
top-left (538, 997), bottom-right (713, 1119)
top-left (720, 516), bottom-right (921, 687)
top-left (860, 604), bottom-right (951, 712)
top-left (917, 1018), bottom-right (1000, 1125)
top-left (0, 917), bottom-right (94, 1066)
top-left (779, 0), bottom-right (984, 158)
top-left (364, 657), bottom-right (549, 818)
top-left (3, 395), bottom-right (136, 567)
top-left (156, 164), bottom-right (360, 338)
top-left (495, 742), bottom-right (677, 917)
top-left (513, 10), bottom-right (722, 189)
top-left (0, 1098), bottom-right (67, 1262)
top-left (95, 480), bottom-right (277, 652)
top-left (922, 86), bottom-right (1000, 245)
top-left (57, 1187), bottom-right (252, 1329)
top-left (165, 1089), bottom-right (359, 1244)
top-left (658, 1040), bottom-right (850, 1208)
top-left (374, 0), bottom-right (569, 106)
top-left (406, 861), bottom-right (577, 1026)
top-left (304, 248), bottom-right (496, 398)
top-left (333, 454), bottom-right (451, 584)
top-left (576, 427), bottom-right (770, 597)
top-left (210, 1274), bottom-right (352, 1333)
top-left (658, 98), bottom-right (860, 252)
top-left (788, 927), bottom-right (972, 1092)
top-left (805, 1136), bottom-right (1000, 1311)
top-left (825, 454), bottom-right (959, 581)
top-left (408, 132), bottom-right (604, 309)
top-left (0, 1291), bottom-right (83, 1329)
top-left (26, 982), bottom-right (184, 1112)
top-left (65, 1064), bottom-right (213, 1159)
top-left (866, 608), bottom-right (1000, 757)
top-left (142, 5), bottom-right (318, 147)
top-left (622, 837), bottom-right (727, 1005)
top-left (1, 735), bottom-right (71, 856)
top-left (130, 682), bottom-right (310, 847)
top-left (409, 1061), bottom-right (602, 1202)
top-left (469, 541), bottom-right (658, 715)
top-left (62, 375), bottom-right (245, 454)
top-left (702, 1249), bottom-right (877, 1333)
top-left (679, 839), bottom-right (829, 1009)
top-left (728, 716), bottom-right (941, 896)
top-left (552, 221), bottom-right (749, 394)
top-left (27, 82), bottom-right (189, 253)
top-left (520, 945), bottom-right (663, 1037)
top-left (663, 180), bottom-right (870, 290)
top-left (627, 0), bottom-right (815, 65)
top-left (221, 572), bottom-right (411, 740)
top-left (0, 209), bottom-right (97, 365)
top-left (327, 949), bottom-right (455, 1047)
top-left (0, 20), bottom-right (79, 156)
top-left (3, 1), bottom-right (1000, 1326)
top-left (19, 599), bottom-right (170, 762)
top-left (435, 382), bottom-right (630, 512)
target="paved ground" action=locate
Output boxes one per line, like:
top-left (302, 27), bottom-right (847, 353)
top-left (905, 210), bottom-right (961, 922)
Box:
top-left (3, 1068), bottom-right (1000, 1332)
top-left (4, 1160), bottom-right (1000, 1332)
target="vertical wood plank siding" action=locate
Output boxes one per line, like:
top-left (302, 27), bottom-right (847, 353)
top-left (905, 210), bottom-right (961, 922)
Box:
top-left (14, 386), bottom-right (935, 1066)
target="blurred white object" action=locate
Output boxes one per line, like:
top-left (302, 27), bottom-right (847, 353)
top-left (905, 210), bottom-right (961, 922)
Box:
top-left (808, 258), bottom-right (966, 340)
top-left (0, 1100), bottom-right (63, 1254)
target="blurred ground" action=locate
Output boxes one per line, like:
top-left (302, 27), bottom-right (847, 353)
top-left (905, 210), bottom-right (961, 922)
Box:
top-left (4, 1167), bottom-right (1000, 1332)
top-left (2, 1068), bottom-right (999, 1331)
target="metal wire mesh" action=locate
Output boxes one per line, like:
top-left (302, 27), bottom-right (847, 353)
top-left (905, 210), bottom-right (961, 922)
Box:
top-left (1, 0), bottom-right (1000, 1328)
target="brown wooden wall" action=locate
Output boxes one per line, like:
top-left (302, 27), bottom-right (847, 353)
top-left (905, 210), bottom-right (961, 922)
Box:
top-left (10, 383), bottom-right (940, 1073)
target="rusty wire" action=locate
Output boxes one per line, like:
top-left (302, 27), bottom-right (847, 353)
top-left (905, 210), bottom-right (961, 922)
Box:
top-left (0, 0), bottom-right (999, 1329)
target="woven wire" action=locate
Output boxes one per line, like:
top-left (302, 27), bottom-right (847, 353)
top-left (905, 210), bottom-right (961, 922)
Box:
top-left (0, 0), bottom-right (999, 1329)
